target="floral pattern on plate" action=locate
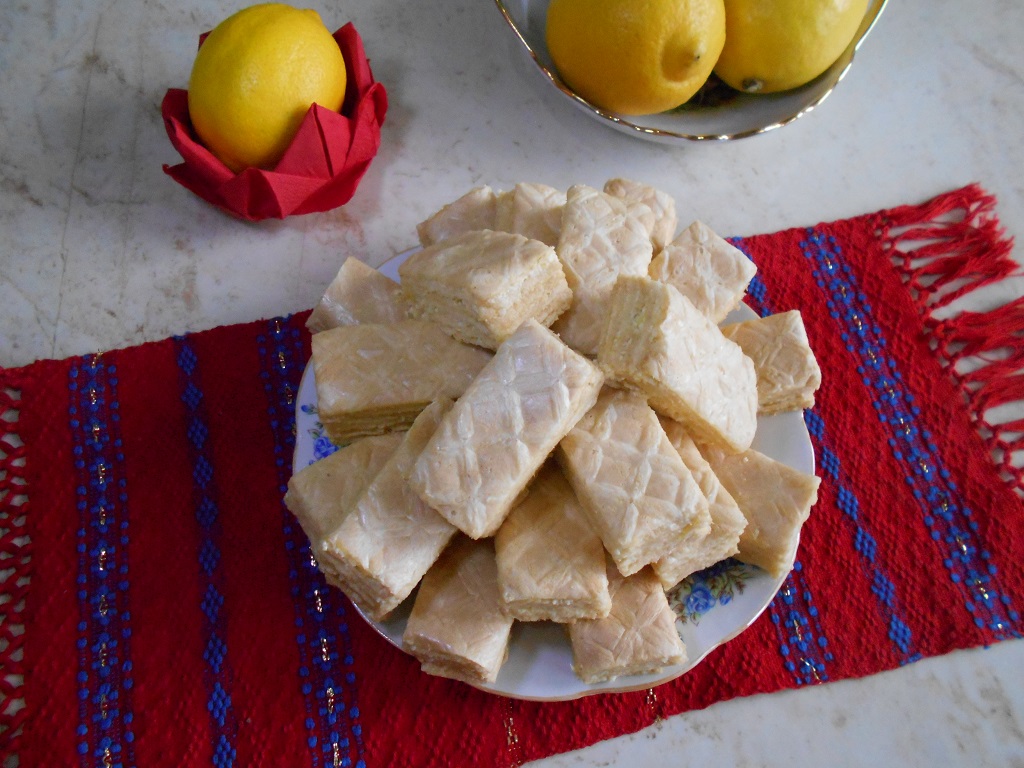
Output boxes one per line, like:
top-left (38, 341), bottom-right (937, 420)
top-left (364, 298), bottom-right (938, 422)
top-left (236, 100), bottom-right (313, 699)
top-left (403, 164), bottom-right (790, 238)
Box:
top-left (298, 405), bottom-right (340, 465)
top-left (667, 559), bottom-right (756, 625)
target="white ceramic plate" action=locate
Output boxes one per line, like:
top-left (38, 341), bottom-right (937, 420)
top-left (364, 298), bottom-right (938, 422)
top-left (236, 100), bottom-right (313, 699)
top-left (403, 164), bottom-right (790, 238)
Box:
top-left (293, 251), bottom-right (815, 700)
top-left (494, 0), bottom-right (888, 143)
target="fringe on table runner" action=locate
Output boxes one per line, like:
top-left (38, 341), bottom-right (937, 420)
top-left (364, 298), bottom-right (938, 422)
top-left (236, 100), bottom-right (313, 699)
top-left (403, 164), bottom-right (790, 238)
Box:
top-left (0, 376), bottom-right (29, 758)
top-left (881, 184), bottom-right (1023, 493)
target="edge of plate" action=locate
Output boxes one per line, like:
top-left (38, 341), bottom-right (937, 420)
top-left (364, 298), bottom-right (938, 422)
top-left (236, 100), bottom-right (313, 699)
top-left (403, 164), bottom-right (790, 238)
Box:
top-left (492, 0), bottom-right (889, 143)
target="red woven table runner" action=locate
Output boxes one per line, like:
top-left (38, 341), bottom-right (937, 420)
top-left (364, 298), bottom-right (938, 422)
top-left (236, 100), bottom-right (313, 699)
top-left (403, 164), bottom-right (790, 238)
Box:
top-left (2, 185), bottom-right (1023, 767)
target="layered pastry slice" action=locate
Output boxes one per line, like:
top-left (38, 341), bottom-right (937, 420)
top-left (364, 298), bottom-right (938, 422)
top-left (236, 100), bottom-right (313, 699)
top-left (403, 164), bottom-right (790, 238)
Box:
top-left (721, 310), bottom-right (822, 414)
top-left (653, 418), bottom-right (748, 589)
top-left (410, 319), bottom-right (604, 539)
top-left (305, 256), bottom-right (410, 334)
top-left (551, 184), bottom-right (654, 355)
top-left (598, 275), bottom-right (758, 453)
top-left (416, 186), bottom-right (498, 247)
top-left (698, 442), bottom-right (821, 578)
top-left (283, 432), bottom-right (404, 585)
top-left (494, 463), bottom-right (611, 622)
top-left (398, 229), bottom-right (572, 350)
top-left (311, 320), bottom-right (492, 444)
top-left (320, 400), bottom-right (458, 621)
top-left (568, 562), bottom-right (687, 684)
top-left (402, 536), bottom-right (514, 685)
top-left (648, 220), bottom-right (757, 323)
top-left (557, 388), bottom-right (710, 577)
top-left (494, 182), bottom-right (566, 247)
top-left (603, 177), bottom-right (678, 253)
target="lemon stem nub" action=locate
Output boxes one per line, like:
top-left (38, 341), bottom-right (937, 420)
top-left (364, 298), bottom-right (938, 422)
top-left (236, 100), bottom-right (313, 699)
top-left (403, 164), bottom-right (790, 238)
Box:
top-left (741, 78), bottom-right (764, 93)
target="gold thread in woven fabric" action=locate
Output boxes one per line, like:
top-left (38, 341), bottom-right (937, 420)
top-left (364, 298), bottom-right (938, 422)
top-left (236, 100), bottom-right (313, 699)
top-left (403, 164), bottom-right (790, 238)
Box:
top-left (778, 582), bottom-right (824, 683)
top-left (791, 616), bottom-right (822, 683)
top-left (326, 685), bottom-right (336, 714)
top-left (314, 586), bottom-right (324, 614)
top-left (271, 318), bottom-right (296, 406)
top-left (503, 698), bottom-right (523, 767)
top-left (645, 687), bottom-right (662, 723)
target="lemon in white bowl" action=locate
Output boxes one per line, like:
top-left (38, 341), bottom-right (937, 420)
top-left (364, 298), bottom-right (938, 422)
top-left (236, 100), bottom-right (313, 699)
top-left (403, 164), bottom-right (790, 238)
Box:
top-left (494, 0), bottom-right (888, 142)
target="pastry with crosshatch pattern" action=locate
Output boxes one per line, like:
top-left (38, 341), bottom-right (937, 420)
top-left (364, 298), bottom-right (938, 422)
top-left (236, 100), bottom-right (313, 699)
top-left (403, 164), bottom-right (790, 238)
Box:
top-left (494, 463), bottom-right (611, 622)
top-left (311, 319), bottom-right (491, 444)
top-left (495, 182), bottom-right (566, 247)
top-left (568, 562), bottom-right (687, 684)
top-left (721, 309), bottom-right (822, 414)
top-left (648, 220), bottom-right (756, 323)
top-left (409, 319), bottom-right (604, 540)
top-left (697, 441), bottom-right (820, 578)
top-left (416, 186), bottom-right (499, 247)
top-left (320, 400), bottom-right (457, 621)
top-left (653, 417), bottom-right (748, 589)
top-left (551, 184), bottom-right (654, 355)
top-left (284, 432), bottom-right (403, 588)
top-left (398, 229), bottom-right (572, 350)
top-left (305, 256), bottom-right (410, 334)
top-left (402, 536), bottom-right (514, 684)
top-left (597, 275), bottom-right (758, 453)
top-left (557, 388), bottom-right (710, 577)
top-left (603, 177), bottom-right (678, 253)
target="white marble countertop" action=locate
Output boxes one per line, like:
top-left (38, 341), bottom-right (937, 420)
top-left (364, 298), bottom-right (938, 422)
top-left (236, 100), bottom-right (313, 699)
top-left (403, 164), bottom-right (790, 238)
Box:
top-left (2, 0), bottom-right (1023, 765)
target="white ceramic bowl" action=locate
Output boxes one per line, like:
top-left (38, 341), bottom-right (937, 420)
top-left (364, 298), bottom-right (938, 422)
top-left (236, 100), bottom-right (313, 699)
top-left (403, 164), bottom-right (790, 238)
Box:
top-left (494, 0), bottom-right (888, 143)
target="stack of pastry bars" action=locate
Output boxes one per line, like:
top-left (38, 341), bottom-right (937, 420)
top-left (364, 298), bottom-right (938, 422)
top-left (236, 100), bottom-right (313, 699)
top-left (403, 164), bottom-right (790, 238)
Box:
top-left (285, 179), bottom-right (822, 688)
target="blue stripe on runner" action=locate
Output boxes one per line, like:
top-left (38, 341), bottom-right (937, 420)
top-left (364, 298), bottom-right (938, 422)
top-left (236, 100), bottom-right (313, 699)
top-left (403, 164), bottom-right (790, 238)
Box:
top-left (68, 355), bottom-right (137, 768)
top-left (800, 229), bottom-right (1022, 640)
top-left (736, 237), bottom-right (919, 679)
top-left (744, 250), bottom-right (922, 664)
top-left (803, 409), bottom-right (922, 664)
top-left (257, 317), bottom-right (366, 768)
top-left (174, 338), bottom-right (239, 767)
top-left (768, 563), bottom-right (833, 685)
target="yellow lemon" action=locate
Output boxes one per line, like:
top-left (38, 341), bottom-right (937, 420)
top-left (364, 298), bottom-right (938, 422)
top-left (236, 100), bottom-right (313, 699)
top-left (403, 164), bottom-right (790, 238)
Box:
top-left (714, 0), bottom-right (868, 94)
top-left (545, 0), bottom-right (726, 116)
top-left (188, 3), bottom-right (347, 172)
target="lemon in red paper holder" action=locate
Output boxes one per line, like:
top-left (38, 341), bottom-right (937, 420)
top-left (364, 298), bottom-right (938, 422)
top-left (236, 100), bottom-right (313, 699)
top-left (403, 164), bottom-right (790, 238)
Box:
top-left (545, 0), bottom-right (726, 116)
top-left (187, 3), bottom-right (348, 172)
